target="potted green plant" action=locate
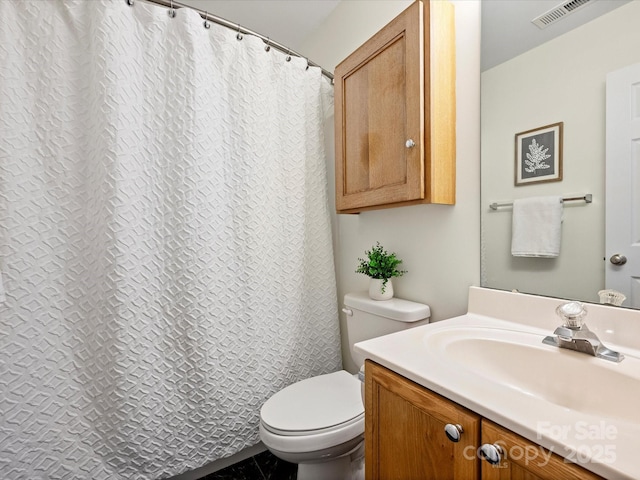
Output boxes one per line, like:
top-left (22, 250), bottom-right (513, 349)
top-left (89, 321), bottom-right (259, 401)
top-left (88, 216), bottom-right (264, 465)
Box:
top-left (356, 242), bottom-right (407, 300)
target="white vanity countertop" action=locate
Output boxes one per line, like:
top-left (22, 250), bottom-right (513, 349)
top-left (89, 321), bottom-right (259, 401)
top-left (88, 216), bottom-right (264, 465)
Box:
top-left (354, 287), bottom-right (640, 480)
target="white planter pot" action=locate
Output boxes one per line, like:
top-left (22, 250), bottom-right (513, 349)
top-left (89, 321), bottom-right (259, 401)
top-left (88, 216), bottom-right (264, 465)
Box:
top-left (369, 278), bottom-right (393, 301)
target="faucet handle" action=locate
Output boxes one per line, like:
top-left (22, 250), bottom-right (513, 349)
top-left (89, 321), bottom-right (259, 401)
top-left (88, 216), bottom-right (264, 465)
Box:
top-left (556, 301), bottom-right (587, 329)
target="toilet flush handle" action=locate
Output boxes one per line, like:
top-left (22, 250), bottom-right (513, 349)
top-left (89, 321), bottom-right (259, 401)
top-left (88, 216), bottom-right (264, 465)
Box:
top-left (342, 308), bottom-right (353, 316)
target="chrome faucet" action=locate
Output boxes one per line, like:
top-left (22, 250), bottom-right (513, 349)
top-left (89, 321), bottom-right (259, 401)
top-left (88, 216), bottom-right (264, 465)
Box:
top-left (542, 302), bottom-right (624, 363)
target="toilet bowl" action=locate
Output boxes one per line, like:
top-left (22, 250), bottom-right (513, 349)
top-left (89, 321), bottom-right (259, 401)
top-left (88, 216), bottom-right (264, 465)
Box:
top-left (260, 370), bottom-right (365, 479)
top-left (259, 292), bottom-right (431, 480)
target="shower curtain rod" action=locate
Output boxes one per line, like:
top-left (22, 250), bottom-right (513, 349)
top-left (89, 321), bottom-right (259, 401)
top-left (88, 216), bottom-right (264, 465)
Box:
top-left (134, 0), bottom-right (335, 82)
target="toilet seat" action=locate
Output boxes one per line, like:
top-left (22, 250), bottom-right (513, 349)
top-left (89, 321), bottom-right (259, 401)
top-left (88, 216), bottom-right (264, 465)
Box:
top-left (259, 370), bottom-right (365, 453)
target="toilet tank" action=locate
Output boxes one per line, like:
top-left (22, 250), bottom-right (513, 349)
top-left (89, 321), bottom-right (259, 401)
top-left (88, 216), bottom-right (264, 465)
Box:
top-left (343, 292), bottom-right (431, 368)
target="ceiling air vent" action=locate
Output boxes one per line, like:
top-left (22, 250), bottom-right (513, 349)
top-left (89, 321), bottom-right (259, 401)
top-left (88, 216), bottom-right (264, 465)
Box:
top-left (532, 0), bottom-right (594, 29)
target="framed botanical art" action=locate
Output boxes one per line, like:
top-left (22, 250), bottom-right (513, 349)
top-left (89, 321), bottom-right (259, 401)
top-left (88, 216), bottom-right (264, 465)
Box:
top-left (515, 122), bottom-right (563, 186)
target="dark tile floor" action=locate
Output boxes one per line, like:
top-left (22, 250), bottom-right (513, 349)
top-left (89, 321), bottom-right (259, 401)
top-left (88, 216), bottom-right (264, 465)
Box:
top-left (202, 450), bottom-right (297, 480)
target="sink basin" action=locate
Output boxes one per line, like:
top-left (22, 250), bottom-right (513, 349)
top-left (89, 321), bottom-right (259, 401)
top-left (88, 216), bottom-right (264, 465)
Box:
top-left (423, 326), bottom-right (640, 425)
top-left (354, 287), bottom-right (640, 479)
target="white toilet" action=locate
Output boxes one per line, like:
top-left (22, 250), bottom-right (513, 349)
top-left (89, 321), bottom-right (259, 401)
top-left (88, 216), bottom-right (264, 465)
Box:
top-left (259, 292), bottom-right (431, 480)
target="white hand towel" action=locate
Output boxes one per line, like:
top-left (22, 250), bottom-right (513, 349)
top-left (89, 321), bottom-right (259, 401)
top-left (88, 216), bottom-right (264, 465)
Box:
top-left (511, 196), bottom-right (563, 258)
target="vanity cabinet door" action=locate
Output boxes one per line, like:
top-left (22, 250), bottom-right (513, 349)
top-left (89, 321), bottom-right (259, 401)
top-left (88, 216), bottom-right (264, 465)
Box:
top-left (365, 360), bottom-right (480, 480)
top-left (480, 420), bottom-right (604, 480)
top-left (334, 0), bottom-right (456, 213)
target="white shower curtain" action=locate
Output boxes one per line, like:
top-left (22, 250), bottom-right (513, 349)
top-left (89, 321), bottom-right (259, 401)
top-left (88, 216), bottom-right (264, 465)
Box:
top-left (0, 1), bottom-right (341, 478)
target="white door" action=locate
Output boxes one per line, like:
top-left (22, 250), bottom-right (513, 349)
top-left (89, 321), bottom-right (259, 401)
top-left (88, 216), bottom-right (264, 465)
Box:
top-left (605, 62), bottom-right (640, 308)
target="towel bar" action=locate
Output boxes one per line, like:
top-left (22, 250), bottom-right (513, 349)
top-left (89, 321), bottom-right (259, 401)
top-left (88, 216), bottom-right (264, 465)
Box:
top-left (489, 194), bottom-right (592, 211)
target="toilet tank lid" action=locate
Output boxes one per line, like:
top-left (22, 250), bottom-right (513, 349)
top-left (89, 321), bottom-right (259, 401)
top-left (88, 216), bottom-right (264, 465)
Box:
top-left (344, 292), bottom-right (431, 322)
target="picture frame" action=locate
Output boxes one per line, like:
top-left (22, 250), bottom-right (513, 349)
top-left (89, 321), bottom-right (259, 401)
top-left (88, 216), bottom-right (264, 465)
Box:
top-left (515, 122), bottom-right (563, 186)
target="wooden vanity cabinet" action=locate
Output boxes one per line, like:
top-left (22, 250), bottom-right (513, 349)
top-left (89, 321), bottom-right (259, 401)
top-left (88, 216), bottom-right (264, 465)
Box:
top-left (365, 360), bottom-right (480, 480)
top-left (365, 360), bottom-right (605, 480)
top-left (481, 420), bottom-right (604, 480)
top-left (334, 0), bottom-right (455, 213)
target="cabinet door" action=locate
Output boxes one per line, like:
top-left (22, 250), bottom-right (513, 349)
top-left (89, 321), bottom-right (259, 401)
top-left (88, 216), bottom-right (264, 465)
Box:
top-left (365, 360), bottom-right (479, 480)
top-left (481, 420), bottom-right (604, 480)
top-left (334, 1), bottom-right (424, 212)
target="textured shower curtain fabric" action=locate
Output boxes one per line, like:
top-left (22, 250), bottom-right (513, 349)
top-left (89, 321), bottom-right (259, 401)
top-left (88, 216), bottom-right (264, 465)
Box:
top-left (0, 1), bottom-right (341, 478)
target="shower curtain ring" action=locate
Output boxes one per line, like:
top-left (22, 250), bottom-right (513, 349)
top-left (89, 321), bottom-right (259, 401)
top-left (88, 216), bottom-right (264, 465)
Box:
top-left (168, 0), bottom-right (176, 18)
top-left (285, 49), bottom-right (292, 62)
top-left (125, 0), bottom-right (134, 5)
top-left (264, 38), bottom-right (271, 52)
top-left (236, 24), bottom-right (243, 40)
top-left (203, 11), bottom-right (210, 29)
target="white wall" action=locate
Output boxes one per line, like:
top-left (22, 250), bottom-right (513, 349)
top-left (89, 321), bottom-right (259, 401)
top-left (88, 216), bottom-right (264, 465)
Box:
top-left (481, 1), bottom-right (640, 304)
top-left (301, 0), bottom-right (482, 372)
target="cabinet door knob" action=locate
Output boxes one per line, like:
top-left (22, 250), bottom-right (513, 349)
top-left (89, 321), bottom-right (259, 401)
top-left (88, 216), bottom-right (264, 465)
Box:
top-left (444, 423), bottom-right (463, 442)
top-left (480, 443), bottom-right (503, 465)
top-left (405, 139), bottom-right (416, 148)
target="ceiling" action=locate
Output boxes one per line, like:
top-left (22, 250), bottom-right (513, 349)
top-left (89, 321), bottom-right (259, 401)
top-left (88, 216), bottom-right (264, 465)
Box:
top-left (480, 0), bottom-right (631, 71)
top-left (176, 0), bottom-right (632, 72)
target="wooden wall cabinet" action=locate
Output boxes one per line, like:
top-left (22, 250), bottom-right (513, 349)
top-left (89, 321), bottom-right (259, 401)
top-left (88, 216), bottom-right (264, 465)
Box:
top-left (334, 0), bottom-right (456, 213)
top-left (365, 361), bottom-right (604, 480)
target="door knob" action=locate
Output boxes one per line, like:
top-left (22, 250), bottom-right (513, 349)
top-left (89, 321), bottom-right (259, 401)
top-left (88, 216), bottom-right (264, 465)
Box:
top-left (610, 254), bottom-right (627, 265)
top-left (405, 139), bottom-right (416, 148)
